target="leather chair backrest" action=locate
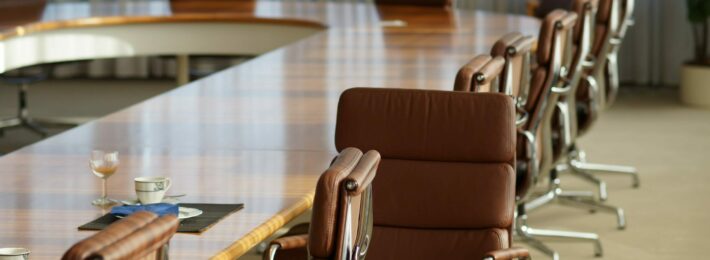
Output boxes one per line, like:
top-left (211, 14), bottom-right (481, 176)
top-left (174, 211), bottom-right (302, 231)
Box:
top-left (308, 148), bottom-right (381, 260)
top-left (491, 33), bottom-right (535, 107)
top-left (335, 88), bottom-right (516, 259)
top-left (89, 215), bottom-right (179, 260)
top-left (546, 0), bottom-right (594, 160)
top-left (596, 0), bottom-right (633, 99)
top-left (525, 10), bottom-right (578, 184)
top-left (489, 33), bottom-right (536, 198)
top-left (542, 10), bottom-right (579, 174)
top-left (527, 10), bottom-right (576, 123)
top-left (572, 0), bottom-right (595, 45)
top-left (578, 0), bottom-right (633, 133)
top-left (592, 0), bottom-right (619, 56)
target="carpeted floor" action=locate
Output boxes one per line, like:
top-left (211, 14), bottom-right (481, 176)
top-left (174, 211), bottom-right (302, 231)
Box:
top-left (1, 81), bottom-right (707, 259)
top-left (523, 88), bottom-right (710, 259)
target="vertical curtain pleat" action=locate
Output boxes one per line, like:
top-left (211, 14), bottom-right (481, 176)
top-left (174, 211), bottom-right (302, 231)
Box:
top-left (617, 0), bottom-right (690, 86)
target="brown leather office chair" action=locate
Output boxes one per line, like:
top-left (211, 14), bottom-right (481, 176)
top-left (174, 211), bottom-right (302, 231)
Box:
top-left (63, 211), bottom-right (179, 260)
top-left (491, 33), bottom-right (535, 112)
top-left (572, 0), bottom-right (640, 191)
top-left (490, 33), bottom-right (536, 196)
top-left (453, 25), bottom-right (603, 260)
top-left (335, 87), bottom-right (529, 260)
top-left (524, 4), bottom-right (627, 235)
top-left (577, 0), bottom-right (634, 130)
top-left (519, 7), bottom-right (625, 257)
top-left (456, 52), bottom-right (533, 197)
top-left (265, 148), bottom-right (380, 260)
top-left (550, 0), bottom-right (611, 200)
top-left (590, 0), bottom-right (634, 108)
top-left (544, 0), bottom-right (631, 211)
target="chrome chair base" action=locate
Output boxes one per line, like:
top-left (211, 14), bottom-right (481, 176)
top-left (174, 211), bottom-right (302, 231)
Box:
top-left (565, 164), bottom-right (609, 201)
top-left (524, 169), bottom-right (626, 230)
top-left (564, 148), bottom-right (640, 202)
top-left (570, 159), bottom-right (640, 188)
top-left (0, 116), bottom-right (78, 137)
top-left (0, 117), bottom-right (48, 137)
top-left (0, 82), bottom-right (78, 137)
top-left (515, 209), bottom-right (603, 260)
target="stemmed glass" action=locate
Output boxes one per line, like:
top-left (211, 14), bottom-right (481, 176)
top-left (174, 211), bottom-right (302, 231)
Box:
top-left (90, 150), bottom-right (119, 206)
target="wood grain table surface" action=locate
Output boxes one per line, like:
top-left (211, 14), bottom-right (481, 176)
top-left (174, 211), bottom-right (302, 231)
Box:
top-left (0, 0), bottom-right (539, 259)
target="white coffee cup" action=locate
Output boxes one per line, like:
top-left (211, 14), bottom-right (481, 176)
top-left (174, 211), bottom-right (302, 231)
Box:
top-left (134, 177), bottom-right (172, 204)
top-left (0, 248), bottom-right (29, 260)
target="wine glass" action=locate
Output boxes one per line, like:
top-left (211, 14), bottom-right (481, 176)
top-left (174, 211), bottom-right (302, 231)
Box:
top-left (90, 150), bottom-right (119, 206)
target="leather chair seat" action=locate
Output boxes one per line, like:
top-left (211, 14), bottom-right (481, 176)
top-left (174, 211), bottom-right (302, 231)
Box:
top-left (368, 226), bottom-right (509, 259)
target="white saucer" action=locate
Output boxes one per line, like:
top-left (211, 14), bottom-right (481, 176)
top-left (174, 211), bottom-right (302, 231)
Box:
top-left (178, 207), bottom-right (203, 219)
top-left (114, 206), bottom-right (203, 220)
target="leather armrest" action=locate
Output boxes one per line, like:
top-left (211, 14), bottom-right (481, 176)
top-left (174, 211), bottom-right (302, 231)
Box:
top-left (270, 234), bottom-right (308, 250)
top-left (90, 215), bottom-right (179, 260)
top-left (475, 57), bottom-right (505, 87)
top-left (62, 211), bottom-right (158, 260)
top-left (511, 35), bottom-right (536, 54)
top-left (484, 247), bottom-right (531, 260)
top-left (344, 150), bottom-right (380, 195)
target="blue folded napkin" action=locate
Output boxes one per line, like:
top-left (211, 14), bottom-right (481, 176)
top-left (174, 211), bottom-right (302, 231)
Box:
top-left (110, 203), bottom-right (179, 217)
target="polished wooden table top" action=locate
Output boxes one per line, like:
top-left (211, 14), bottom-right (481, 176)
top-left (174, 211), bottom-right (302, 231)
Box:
top-left (0, 1), bottom-right (539, 259)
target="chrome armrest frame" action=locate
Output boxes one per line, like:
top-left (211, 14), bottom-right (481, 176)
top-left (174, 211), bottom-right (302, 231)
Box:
top-left (264, 183), bottom-right (374, 260)
top-left (159, 242), bottom-right (170, 260)
top-left (536, 19), bottom-right (572, 176)
top-left (515, 107), bottom-right (530, 128)
top-left (342, 184), bottom-right (373, 260)
top-left (517, 50), bottom-right (532, 109)
top-left (519, 129), bottom-right (540, 196)
top-left (264, 244), bottom-right (280, 260)
top-left (501, 36), bottom-right (534, 129)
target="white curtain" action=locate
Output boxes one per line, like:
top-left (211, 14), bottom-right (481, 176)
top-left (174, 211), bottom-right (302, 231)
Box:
top-left (617, 0), bottom-right (688, 86)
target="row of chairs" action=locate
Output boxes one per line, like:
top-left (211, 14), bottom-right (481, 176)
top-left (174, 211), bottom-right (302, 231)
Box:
top-left (460, 0), bottom-right (637, 259)
top-left (454, 0), bottom-right (636, 258)
top-left (59, 1), bottom-right (636, 259)
top-left (265, 0), bottom-right (637, 260)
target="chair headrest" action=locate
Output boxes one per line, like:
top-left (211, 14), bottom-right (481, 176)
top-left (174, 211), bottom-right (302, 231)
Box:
top-left (335, 88), bottom-right (515, 164)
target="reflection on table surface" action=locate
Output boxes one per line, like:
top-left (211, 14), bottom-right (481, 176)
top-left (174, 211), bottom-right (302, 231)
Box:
top-left (0, 1), bottom-right (540, 259)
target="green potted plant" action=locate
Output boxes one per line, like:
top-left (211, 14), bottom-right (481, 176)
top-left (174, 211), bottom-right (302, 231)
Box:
top-left (681, 0), bottom-right (710, 107)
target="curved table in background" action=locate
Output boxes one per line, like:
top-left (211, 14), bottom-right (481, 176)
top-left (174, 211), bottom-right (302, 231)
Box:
top-left (0, 1), bottom-right (539, 259)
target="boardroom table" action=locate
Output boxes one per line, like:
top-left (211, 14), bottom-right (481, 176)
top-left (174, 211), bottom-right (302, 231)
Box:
top-left (0, 0), bottom-right (539, 259)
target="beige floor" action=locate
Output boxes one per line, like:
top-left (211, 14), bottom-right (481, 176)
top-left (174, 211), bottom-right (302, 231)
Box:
top-left (1, 81), bottom-right (707, 259)
top-left (524, 88), bottom-right (710, 259)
